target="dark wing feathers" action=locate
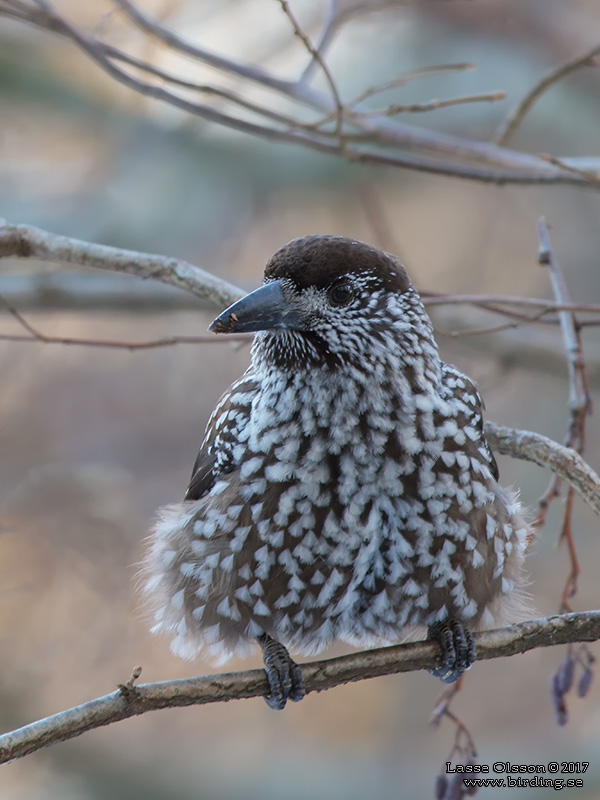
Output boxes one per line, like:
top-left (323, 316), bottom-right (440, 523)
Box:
top-left (469, 381), bottom-right (499, 482)
top-left (185, 449), bottom-right (218, 501)
top-left (184, 372), bottom-right (258, 502)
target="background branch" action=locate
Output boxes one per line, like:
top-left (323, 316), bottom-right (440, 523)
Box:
top-left (6, 220), bottom-right (600, 361)
top-left (0, 219), bottom-right (244, 308)
top-left (6, 220), bottom-right (600, 318)
top-left (1, 610), bottom-right (600, 765)
top-left (495, 42), bottom-right (600, 145)
top-left (536, 218), bottom-right (593, 610)
top-left (1, 0), bottom-right (598, 186)
top-left (0, 331), bottom-right (251, 350)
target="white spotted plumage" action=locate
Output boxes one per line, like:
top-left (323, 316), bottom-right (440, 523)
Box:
top-left (143, 236), bottom-right (532, 665)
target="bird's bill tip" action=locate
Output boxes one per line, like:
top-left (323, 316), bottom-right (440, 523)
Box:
top-left (208, 311), bottom-right (239, 334)
top-left (209, 280), bottom-right (301, 334)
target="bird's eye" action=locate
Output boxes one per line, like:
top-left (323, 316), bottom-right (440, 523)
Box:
top-left (327, 282), bottom-right (354, 307)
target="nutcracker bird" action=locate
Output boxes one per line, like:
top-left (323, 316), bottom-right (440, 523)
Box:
top-left (143, 235), bottom-right (531, 709)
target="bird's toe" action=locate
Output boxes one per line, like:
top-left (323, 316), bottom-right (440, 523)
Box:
top-left (258, 634), bottom-right (305, 710)
top-left (428, 620), bottom-right (476, 684)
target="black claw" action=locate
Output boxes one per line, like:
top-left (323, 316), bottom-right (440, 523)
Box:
top-left (257, 634), bottom-right (306, 710)
top-left (428, 620), bottom-right (476, 684)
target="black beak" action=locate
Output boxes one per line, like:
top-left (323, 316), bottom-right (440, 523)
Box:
top-left (209, 280), bottom-right (303, 334)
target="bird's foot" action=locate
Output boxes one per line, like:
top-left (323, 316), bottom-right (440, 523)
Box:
top-left (428, 620), bottom-right (476, 684)
top-left (257, 633), bottom-right (305, 710)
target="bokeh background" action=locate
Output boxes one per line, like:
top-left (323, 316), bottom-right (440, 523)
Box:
top-left (1, 1), bottom-right (600, 798)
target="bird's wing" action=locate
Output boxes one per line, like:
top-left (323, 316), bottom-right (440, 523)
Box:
top-left (439, 364), bottom-right (499, 482)
top-left (184, 371), bottom-right (258, 501)
top-left (469, 381), bottom-right (499, 482)
top-left (185, 449), bottom-right (218, 501)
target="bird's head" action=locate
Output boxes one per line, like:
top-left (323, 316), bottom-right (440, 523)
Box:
top-left (210, 235), bottom-right (439, 374)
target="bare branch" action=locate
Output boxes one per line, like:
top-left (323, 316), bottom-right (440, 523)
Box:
top-left (539, 153), bottom-right (600, 185)
top-left (0, 219), bottom-right (244, 308)
top-left (536, 218), bottom-right (593, 611)
top-left (352, 90), bottom-right (506, 118)
top-left (1, 610), bottom-right (600, 764)
top-left (0, 1), bottom-right (596, 186)
top-left (277, 0), bottom-right (345, 145)
top-left (0, 332), bottom-right (250, 350)
top-left (537, 219), bottom-right (592, 453)
top-left (0, 292), bottom-right (41, 338)
top-left (438, 308), bottom-right (549, 338)
top-left (112, 0), bottom-right (308, 101)
top-left (0, 282), bottom-right (249, 349)
top-left (5, 219), bottom-right (600, 334)
top-left (105, 48), bottom-right (316, 130)
top-left (484, 422), bottom-right (600, 518)
top-left (495, 42), bottom-right (600, 145)
top-left (298, 0), bottom-right (340, 85)
top-left (342, 147), bottom-right (596, 187)
top-left (422, 293), bottom-right (600, 315)
top-left (349, 63), bottom-right (477, 107)
top-left (31, 1), bottom-right (344, 152)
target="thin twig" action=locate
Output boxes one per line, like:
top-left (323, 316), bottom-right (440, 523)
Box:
top-left (538, 221), bottom-right (592, 453)
top-left (534, 475), bottom-right (563, 532)
top-left (439, 709), bottom-right (477, 762)
top-left (537, 218), bottom-right (592, 612)
top-left (1, 610), bottom-right (600, 764)
top-left (2, 1), bottom-right (595, 186)
top-left (308, 63), bottom-right (478, 130)
top-left (559, 487), bottom-right (579, 611)
top-left (0, 332), bottom-right (251, 350)
top-left (0, 293), bottom-right (41, 337)
top-left (429, 678), bottom-right (476, 767)
top-left (495, 42), bottom-right (600, 145)
top-left (539, 154), bottom-right (600, 185)
top-left (422, 293), bottom-right (600, 314)
top-left (352, 90), bottom-right (506, 118)
top-left (105, 47), bottom-right (319, 130)
top-left (298, 0), bottom-right (340, 85)
top-left (440, 308), bottom-right (549, 338)
top-left (0, 286), bottom-right (250, 350)
top-left (277, 0), bottom-right (345, 147)
top-left (430, 680), bottom-right (462, 729)
top-left (350, 63), bottom-right (476, 106)
top-left (112, 0), bottom-right (308, 101)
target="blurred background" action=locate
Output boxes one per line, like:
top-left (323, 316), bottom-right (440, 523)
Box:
top-left (1, 1), bottom-right (600, 797)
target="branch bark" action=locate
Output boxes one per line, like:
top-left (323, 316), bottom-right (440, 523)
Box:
top-left (0, 219), bottom-right (244, 308)
top-left (484, 422), bottom-right (600, 518)
top-left (1, 610), bottom-right (599, 765)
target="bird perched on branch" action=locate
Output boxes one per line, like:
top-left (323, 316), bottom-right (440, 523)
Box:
top-left (143, 235), bottom-right (531, 709)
